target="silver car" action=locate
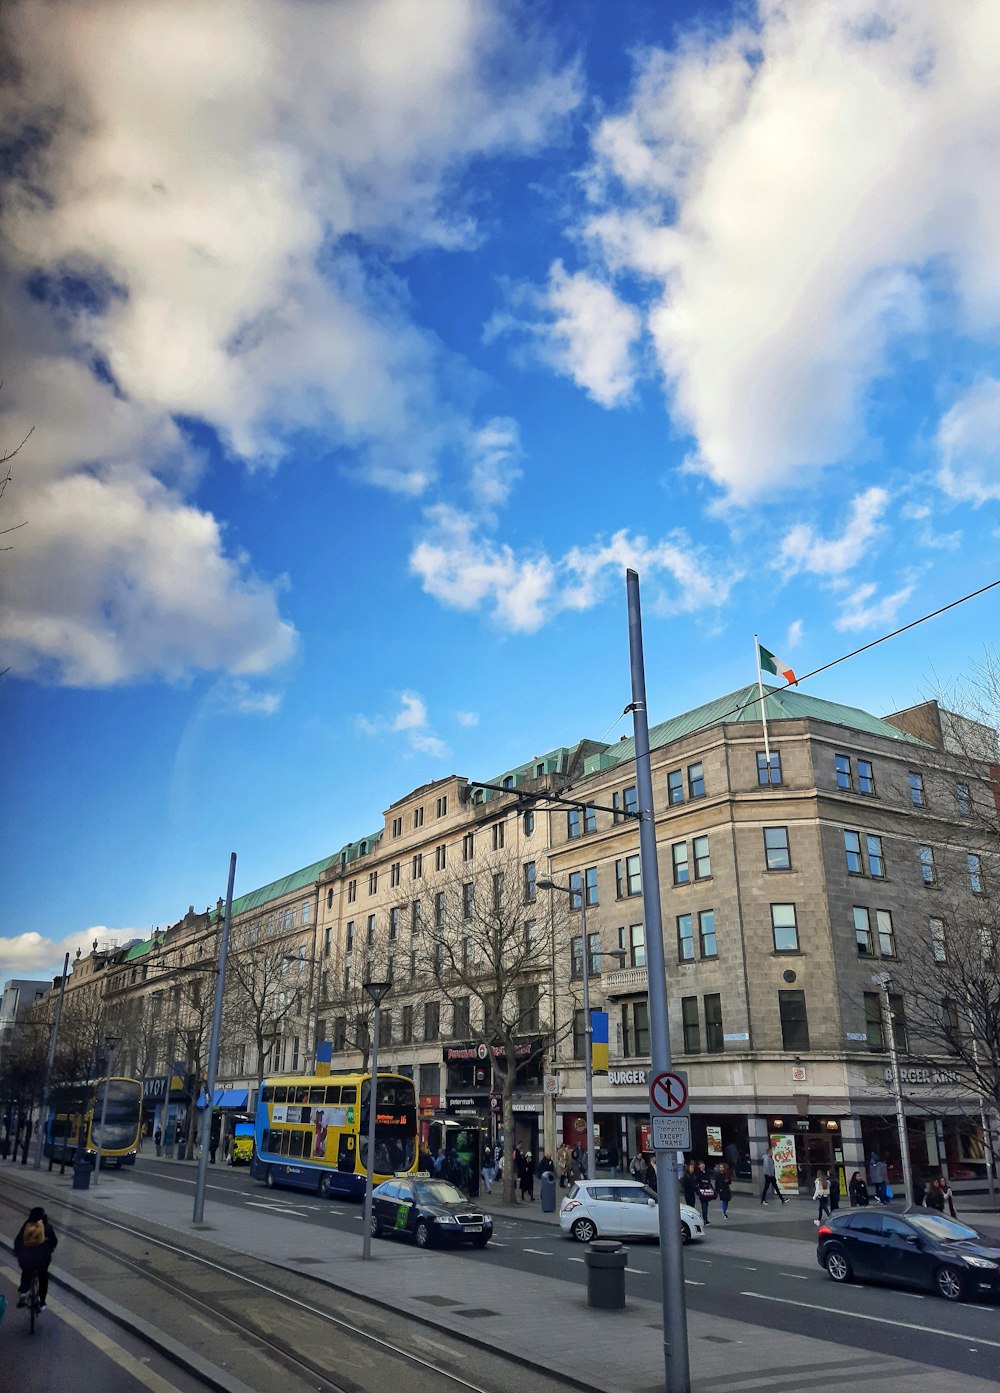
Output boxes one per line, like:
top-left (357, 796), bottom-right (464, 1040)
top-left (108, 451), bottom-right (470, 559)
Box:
top-left (559, 1178), bottom-right (706, 1243)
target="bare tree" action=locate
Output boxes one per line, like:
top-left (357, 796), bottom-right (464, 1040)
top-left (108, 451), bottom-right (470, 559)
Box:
top-left (321, 912), bottom-right (420, 1074)
top-left (224, 915), bottom-right (312, 1090)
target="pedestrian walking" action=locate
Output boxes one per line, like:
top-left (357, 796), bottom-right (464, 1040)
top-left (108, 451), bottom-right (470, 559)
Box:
top-left (849, 1171), bottom-right (869, 1206)
top-left (713, 1162), bottom-right (732, 1218)
top-left (481, 1143), bottom-right (494, 1194)
top-left (682, 1160), bottom-right (698, 1209)
top-left (829, 1169), bottom-right (840, 1211)
top-left (813, 1168), bottom-right (832, 1225)
top-left (556, 1142), bottom-right (571, 1188)
top-left (924, 1176), bottom-right (957, 1218)
top-left (695, 1160), bottom-right (715, 1224)
top-left (644, 1154), bottom-right (657, 1193)
top-left (518, 1148), bottom-right (535, 1200)
top-left (629, 1151), bottom-right (646, 1181)
top-left (606, 1139), bottom-right (619, 1179)
top-left (153, 1125), bottom-right (162, 1158)
top-left (760, 1145), bottom-right (785, 1205)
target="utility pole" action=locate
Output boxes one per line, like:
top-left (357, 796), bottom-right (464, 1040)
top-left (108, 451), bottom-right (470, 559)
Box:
top-left (33, 954), bottom-right (70, 1170)
top-left (194, 852), bottom-right (237, 1225)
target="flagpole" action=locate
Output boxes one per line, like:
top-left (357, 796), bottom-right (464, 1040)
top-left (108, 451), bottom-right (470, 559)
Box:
top-left (754, 633), bottom-right (772, 768)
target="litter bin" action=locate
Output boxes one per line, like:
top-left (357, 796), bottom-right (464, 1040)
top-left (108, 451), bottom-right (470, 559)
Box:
top-left (72, 1156), bottom-right (92, 1191)
top-left (540, 1170), bottom-right (557, 1213)
top-left (585, 1239), bottom-right (627, 1310)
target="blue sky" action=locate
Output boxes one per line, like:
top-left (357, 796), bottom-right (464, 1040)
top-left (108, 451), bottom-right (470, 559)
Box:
top-left (3, 0), bottom-right (999, 984)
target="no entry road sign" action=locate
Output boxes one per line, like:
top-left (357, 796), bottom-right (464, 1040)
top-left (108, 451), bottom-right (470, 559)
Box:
top-left (649, 1070), bottom-right (688, 1115)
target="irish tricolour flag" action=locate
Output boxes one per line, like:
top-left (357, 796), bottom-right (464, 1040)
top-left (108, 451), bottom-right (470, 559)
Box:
top-left (758, 642), bottom-right (797, 686)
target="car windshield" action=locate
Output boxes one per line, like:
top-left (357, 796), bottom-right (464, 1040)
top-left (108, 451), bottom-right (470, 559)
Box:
top-left (907, 1213), bottom-right (979, 1243)
top-left (413, 1181), bottom-right (467, 1205)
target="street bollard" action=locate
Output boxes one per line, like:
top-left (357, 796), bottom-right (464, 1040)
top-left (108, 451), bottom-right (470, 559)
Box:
top-left (585, 1238), bottom-right (627, 1310)
top-left (72, 1156), bottom-right (92, 1190)
top-left (540, 1170), bottom-right (557, 1213)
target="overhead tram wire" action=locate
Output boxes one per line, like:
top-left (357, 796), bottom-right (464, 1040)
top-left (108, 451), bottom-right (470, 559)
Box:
top-left (577, 574), bottom-right (1000, 786)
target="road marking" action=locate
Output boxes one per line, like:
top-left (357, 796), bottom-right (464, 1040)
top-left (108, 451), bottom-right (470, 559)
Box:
top-left (568, 1257), bottom-right (586, 1264)
top-left (742, 1291), bottom-right (1000, 1348)
top-left (30, 1297), bottom-right (183, 1393)
top-left (626, 1268), bottom-right (648, 1275)
top-left (523, 1248), bottom-right (552, 1256)
top-left (684, 1280), bottom-right (705, 1287)
top-left (778, 1272), bottom-right (808, 1280)
top-left (245, 1202), bottom-right (310, 1217)
top-left (739, 1265), bottom-right (757, 1270)
top-left (689, 1257), bottom-right (712, 1265)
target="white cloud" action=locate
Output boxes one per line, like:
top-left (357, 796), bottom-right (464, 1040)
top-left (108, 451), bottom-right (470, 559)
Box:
top-left (580, 2), bottom-right (1000, 499)
top-left (357, 690), bottom-right (449, 759)
top-left (777, 488), bottom-right (889, 577)
top-left (467, 418), bottom-right (523, 510)
top-left (539, 262), bottom-right (642, 407)
top-left (937, 379), bottom-right (1000, 503)
top-left (455, 710), bottom-right (479, 727)
top-left (410, 507), bottom-right (735, 632)
top-left (0, 0), bottom-right (579, 684)
top-left (786, 619), bottom-right (803, 649)
top-left (835, 581), bottom-right (915, 632)
top-left (0, 928), bottom-right (142, 983)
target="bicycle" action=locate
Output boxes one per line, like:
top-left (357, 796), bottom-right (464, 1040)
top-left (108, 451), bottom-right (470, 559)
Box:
top-left (24, 1270), bottom-right (41, 1334)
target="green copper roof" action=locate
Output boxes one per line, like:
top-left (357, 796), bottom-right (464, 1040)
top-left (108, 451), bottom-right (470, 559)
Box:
top-left (230, 853), bottom-right (340, 917)
top-left (586, 683), bottom-right (927, 773)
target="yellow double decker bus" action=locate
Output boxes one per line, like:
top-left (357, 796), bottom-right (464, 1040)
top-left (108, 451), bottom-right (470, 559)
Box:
top-left (251, 1070), bottom-right (418, 1198)
top-left (44, 1077), bottom-right (142, 1168)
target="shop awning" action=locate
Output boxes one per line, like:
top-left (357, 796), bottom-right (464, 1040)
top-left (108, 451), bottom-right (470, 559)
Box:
top-left (196, 1088), bottom-right (250, 1109)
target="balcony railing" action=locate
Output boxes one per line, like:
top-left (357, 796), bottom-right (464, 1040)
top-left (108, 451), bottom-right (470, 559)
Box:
top-left (601, 965), bottom-right (648, 997)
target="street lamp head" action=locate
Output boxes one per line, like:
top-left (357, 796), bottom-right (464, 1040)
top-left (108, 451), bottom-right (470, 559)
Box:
top-left (362, 977), bottom-right (393, 1005)
top-left (870, 971), bottom-right (891, 990)
top-left (536, 877), bottom-right (561, 892)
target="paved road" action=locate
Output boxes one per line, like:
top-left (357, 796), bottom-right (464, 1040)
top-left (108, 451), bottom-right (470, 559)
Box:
top-left (7, 1157), bottom-right (1000, 1392)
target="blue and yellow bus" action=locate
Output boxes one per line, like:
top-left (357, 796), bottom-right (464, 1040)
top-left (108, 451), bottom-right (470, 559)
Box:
top-left (44, 1077), bottom-right (143, 1168)
top-left (251, 1071), bottom-right (418, 1198)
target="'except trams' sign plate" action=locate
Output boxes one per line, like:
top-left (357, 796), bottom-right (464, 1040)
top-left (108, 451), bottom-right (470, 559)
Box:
top-left (651, 1114), bottom-right (691, 1151)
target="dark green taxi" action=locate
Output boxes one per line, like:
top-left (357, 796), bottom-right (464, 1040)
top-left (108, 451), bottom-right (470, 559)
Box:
top-left (370, 1175), bottom-right (493, 1248)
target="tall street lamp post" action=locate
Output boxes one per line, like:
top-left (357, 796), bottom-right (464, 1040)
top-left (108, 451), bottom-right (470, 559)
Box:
top-left (537, 877), bottom-right (603, 1179)
top-left (872, 971), bottom-right (913, 1207)
top-left (33, 953), bottom-right (70, 1171)
top-left (361, 974), bottom-right (392, 1260)
top-left (93, 1034), bottom-right (121, 1186)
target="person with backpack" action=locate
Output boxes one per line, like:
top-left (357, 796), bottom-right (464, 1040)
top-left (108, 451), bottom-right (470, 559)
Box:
top-left (15, 1206), bottom-right (57, 1309)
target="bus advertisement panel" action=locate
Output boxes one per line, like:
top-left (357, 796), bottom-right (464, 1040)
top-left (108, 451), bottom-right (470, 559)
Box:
top-left (251, 1071), bottom-right (418, 1198)
top-left (45, 1077), bottom-right (142, 1167)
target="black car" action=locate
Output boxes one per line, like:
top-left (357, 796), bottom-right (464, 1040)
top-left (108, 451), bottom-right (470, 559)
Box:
top-left (818, 1209), bottom-right (1000, 1301)
top-left (370, 1176), bottom-right (493, 1248)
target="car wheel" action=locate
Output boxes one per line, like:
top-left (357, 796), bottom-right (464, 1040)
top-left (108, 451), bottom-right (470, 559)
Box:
top-left (681, 1222), bottom-right (691, 1245)
top-left (264, 1167), bottom-right (275, 1189)
top-left (414, 1221), bottom-right (431, 1248)
top-left (472, 1235), bottom-right (490, 1248)
top-left (318, 1174), bottom-right (331, 1199)
top-left (935, 1265), bottom-right (965, 1301)
top-left (370, 1213), bottom-right (382, 1238)
top-left (825, 1248), bottom-right (852, 1283)
top-left (572, 1217), bottom-right (598, 1243)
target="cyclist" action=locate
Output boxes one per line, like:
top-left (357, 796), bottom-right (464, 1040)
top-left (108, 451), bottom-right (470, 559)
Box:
top-left (15, 1206), bottom-right (58, 1310)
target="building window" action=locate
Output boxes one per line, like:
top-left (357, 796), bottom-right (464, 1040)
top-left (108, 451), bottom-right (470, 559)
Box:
top-left (616, 855), bottom-right (641, 898)
top-left (368, 870), bottom-right (378, 895)
top-left (435, 844), bottom-right (447, 871)
top-left (618, 922), bottom-right (645, 968)
top-left (771, 903), bottom-right (799, 953)
top-left (835, 753), bottom-right (852, 790)
top-left (410, 899), bottom-right (421, 932)
top-left (677, 914), bottom-right (695, 962)
top-left (667, 769), bottom-right (684, 805)
top-left (462, 882), bottom-right (474, 918)
top-left (672, 841), bottom-right (690, 886)
top-left (584, 801), bottom-right (598, 834)
top-left (571, 933), bottom-right (600, 978)
top-left (524, 861), bottom-right (536, 903)
top-left (853, 906), bottom-right (874, 956)
top-left (569, 869), bottom-right (584, 909)
top-left (434, 891), bottom-right (446, 929)
top-left (919, 845), bottom-right (936, 885)
top-left (688, 762), bottom-right (705, 799)
top-left (888, 994), bottom-right (908, 1052)
top-left (758, 750), bottom-right (782, 786)
top-left (612, 792), bottom-right (622, 823)
top-left (389, 907), bottom-right (399, 941)
top-left (333, 1017), bottom-right (347, 1052)
top-left (942, 996), bottom-right (960, 1046)
top-left (492, 871), bottom-right (504, 909)
top-left (327, 888), bottom-right (334, 910)
top-left (453, 997), bottom-right (470, 1037)
top-left (346, 921), bottom-right (354, 952)
top-left (778, 990), bottom-right (809, 1050)
top-left (517, 984), bottom-right (541, 1033)
top-left (704, 994), bottom-right (724, 1052)
top-left (391, 816), bottom-right (402, 838)
top-left (409, 948), bottom-right (417, 981)
top-left (699, 910), bottom-right (717, 958)
top-left (423, 1001), bottom-right (439, 1041)
top-left (844, 829), bottom-right (864, 874)
top-left (324, 926), bottom-right (332, 957)
top-left (764, 826), bottom-right (790, 871)
top-left (858, 760), bottom-right (876, 796)
top-left (502, 775), bottom-right (514, 790)
top-left (956, 782), bottom-right (971, 816)
top-left (347, 879), bottom-right (357, 904)
top-left (682, 996), bottom-right (700, 1053)
top-left (573, 1009), bottom-right (586, 1060)
top-left (381, 1012), bottom-right (393, 1047)
top-left (302, 902), bottom-right (310, 924)
top-left (436, 795), bottom-right (448, 818)
top-left (585, 866), bottom-right (598, 907)
top-left (366, 915), bottom-right (376, 946)
top-left (864, 992), bottom-right (884, 1049)
top-left (524, 919), bottom-right (539, 954)
top-left (693, 835), bottom-right (711, 880)
top-left (622, 1000), bottom-right (650, 1057)
top-left (492, 822), bottom-right (505, 851)
top-left (414, 806), bottom-right (424, 828)
top-left (875, 908), bottom-right (896, 957)
top-left (523, 810), bottom-right (535, 836)
top-left (401, 1004), bottom-right (413, 1043)
top-left (930, 917), bottom-right (947, 963)
top-left (567, 808), bottom-right (581, 839)
top-left (390, 861), bottom-right (401, 888)
top-left (419, 1062), bottom-right (440, 1096)
top-left (463, 831), bottom-right (475, 861)
top-left (908, 771), bottom-right (925, 807)
top-left (412, 853), bottom-right (423, 879)
top-left (624, 786), bottom-right (638, 818)
top-left (968, 853), bottom-right (983, 894)
top-left (867, 835), bottom-right (885, 878)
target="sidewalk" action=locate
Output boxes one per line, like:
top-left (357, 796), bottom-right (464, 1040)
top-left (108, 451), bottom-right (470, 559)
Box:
top-left (9, 1162), bottom-right (1000, 1393)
